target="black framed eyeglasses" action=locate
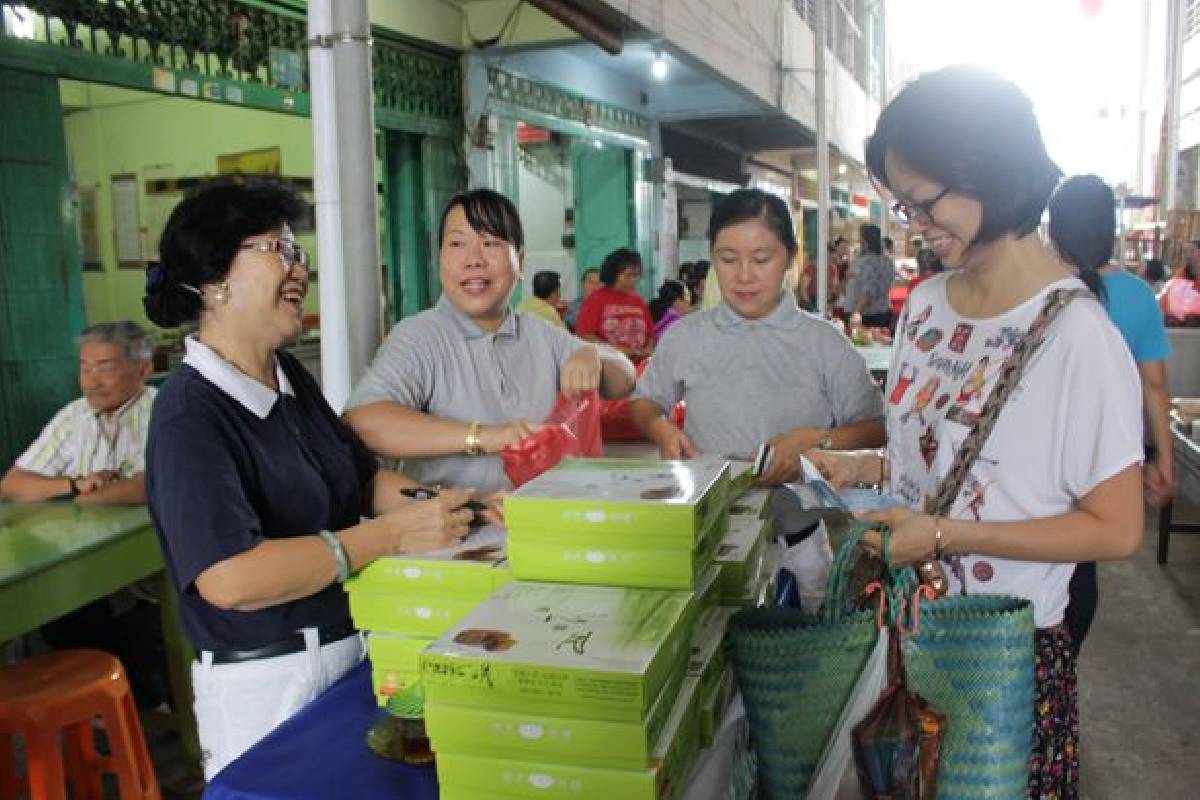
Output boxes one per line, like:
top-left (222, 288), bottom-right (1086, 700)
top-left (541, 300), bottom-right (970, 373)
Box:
top-left (240, 238), bottom-right (309, 271)
top-left (890, 185), bottom-right (951, 227)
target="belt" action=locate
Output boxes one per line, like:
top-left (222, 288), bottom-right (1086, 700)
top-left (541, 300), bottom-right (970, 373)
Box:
top-left (210, 620), bottom-right (358, 665)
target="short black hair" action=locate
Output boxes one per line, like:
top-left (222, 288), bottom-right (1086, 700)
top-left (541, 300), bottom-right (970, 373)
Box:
top-left (1048, 175), bottom-right (1113, 304)
top-left (438, 189), bottom-right (524, 251)
top-left (707, 189), bottom-right (797, 257)
top-left (531, 270), bottom-right (561, 299)
top-left (649, 278), bottom-right (688, 322)
top-left (146, 178), bottom-right (306, 328)
top-left (860, 223), bottom-right (882, 255)
top-left (883, 236), bottom-right (894, 252)
top-left (599, 247), bottom-right (642, 287)
top-left (865, 65), bottom-right (1061, 247)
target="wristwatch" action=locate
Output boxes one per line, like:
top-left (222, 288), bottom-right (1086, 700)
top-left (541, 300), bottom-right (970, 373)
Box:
top-left (816, 431), bottom-right (835, 450)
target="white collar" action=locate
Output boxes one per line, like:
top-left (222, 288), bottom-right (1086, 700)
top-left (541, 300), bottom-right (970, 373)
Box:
top-left (183, 335), bottom-right (294, 419)
top-left (89, 388), bottom-right (147, 422)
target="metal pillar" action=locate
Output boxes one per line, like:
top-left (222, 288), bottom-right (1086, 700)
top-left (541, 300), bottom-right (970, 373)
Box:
top-left (815, 0), bottom-right (830, 316)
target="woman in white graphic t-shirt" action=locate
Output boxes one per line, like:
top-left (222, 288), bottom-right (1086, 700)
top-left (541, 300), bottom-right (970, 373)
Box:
top-left (808, 65), bottom-right (1144, 798)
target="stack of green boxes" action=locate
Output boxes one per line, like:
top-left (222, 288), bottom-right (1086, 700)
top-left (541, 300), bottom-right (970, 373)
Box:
top-left (714, 487), bottom-right (779, 608)
top-left (422, 580), bottom-right (714, 799)
top-left (345, 527), bottom-right (512, 706)
top-left (503, 457), bottom-right (732, 590)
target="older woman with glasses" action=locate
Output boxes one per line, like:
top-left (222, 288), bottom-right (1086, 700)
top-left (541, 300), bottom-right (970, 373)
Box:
top-left (143, 179), bottom-right (484, 778)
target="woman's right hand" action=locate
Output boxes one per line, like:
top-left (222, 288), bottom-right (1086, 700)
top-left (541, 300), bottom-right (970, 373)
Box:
top-left (805, 450), bottom-right (873, 489)
top-left (480, 420), bottom-right (536, 453)
top-left (371, 488), bottom-right (475, 554)
top-left (651, 417), bottom-right (698, 460)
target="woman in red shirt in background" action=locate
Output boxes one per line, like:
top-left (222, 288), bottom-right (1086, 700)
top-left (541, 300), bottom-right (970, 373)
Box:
top-left (576, 247), bottom-right (655, 360)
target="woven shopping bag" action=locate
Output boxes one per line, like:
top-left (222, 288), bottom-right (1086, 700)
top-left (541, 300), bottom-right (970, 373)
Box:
top-left (728, 524), bottom-right (1036, 799)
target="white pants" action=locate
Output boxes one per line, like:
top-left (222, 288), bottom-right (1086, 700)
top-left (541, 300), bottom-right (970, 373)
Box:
top-left (192, 629), bottom-right (365, 780)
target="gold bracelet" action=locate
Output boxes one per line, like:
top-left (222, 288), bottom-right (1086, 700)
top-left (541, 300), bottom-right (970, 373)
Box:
top-left (464, 420), bottom-right (484, 456)
top-left (933, 516), bottom-right (945, 560)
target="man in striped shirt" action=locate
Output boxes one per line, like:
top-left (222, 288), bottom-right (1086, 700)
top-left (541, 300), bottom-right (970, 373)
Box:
top-left (2, 321), bottom-right (156, 504)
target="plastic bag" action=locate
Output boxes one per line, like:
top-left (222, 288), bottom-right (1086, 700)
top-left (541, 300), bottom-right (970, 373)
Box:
top-left (778, 521), bottom-right (834, 614)
top-left (852, 628), bottom-right (946, 800)
top-left (501, 391), bottom-right (602, 487)
top-left (807, 626), bottom-right (891, 800)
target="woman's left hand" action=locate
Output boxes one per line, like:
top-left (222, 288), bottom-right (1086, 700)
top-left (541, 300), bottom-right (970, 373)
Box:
top-left (858, 506), bottom-right (938, 565)
top-left (560, 346), bottom-right (603, 396)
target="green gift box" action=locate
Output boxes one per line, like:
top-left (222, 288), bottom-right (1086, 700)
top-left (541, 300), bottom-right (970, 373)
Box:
top-left (698, 667), bottom-right (735, 748)
top-left (507, 516), bottom-right (724, 590)
top-left (505, 457), bottom-right (731, 546)
top-left (349, 589), bottom-right (490, 637)
top-left (435, 676), bottom-right (701, 800)
top-left (421, 581), bottom-right (705, 722)
top-left (425, 659), bottom-right (685, 770)
top-left (714, 513), bottom-right (772, 600)
top-left (346, 525), bottom-right (506, 596)
top-left (728, 486), bottom-right (770, 518)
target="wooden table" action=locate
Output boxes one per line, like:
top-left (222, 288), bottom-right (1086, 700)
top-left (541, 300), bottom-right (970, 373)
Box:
top-left (1158, 421), bottom-right (1200, 564)
top-left (0, 501), bottom-right (200, 765)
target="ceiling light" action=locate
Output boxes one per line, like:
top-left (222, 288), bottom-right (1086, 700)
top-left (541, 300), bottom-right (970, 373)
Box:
top-left (837, 163), bottom-right (848, 176)
top-left (651, 50), bottom-right (668, 81)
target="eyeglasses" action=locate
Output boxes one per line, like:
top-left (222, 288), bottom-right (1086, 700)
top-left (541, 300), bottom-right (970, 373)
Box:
top-left (890, 186), bottom-right (951, 227)
top-left (240, 238), bottom-right (309, 271)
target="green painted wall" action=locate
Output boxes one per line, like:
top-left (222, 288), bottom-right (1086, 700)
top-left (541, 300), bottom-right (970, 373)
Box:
top-left (61, 80), bottom-right (320, 332)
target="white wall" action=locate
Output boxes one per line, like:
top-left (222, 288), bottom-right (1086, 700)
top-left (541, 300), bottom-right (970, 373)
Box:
top-left (517, 137), bottom-right (576, 300)
top-left (610, 0), bottom-right (878, 161)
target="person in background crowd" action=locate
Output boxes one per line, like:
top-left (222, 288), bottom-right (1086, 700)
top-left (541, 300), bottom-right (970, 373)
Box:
top-left (801, 238), bottom-right (849, 314)
top-left (1, 320), bottom-right (167, 709)
top-left (1159, 241), bottom-right (1200, 326)
top-left (345, 190), bottom-right (635, 495)
top-left (564, 267), bottom-right (600, 330)
top-left (649, 279), bottom-right (691, 339)
top-left (144, 179), bottom-right (489, 778)
top-left (516, 270), bottom-right (565, 328)
top-left (809, 66), bottom-right (1143, 797)
top-left (1141, 257), bottom-right (1167, 293)
top-left (843, 222), bottom-right (896, 329)
top-left (684, 259), bottom-right (711, 309)
top-left (1049, 174), bottom-right (1174, 656)
top-left (631, 188), bottom-right (884, 485)
top-left (884, 236), bottom-right (895, 257)
top-left (576, 247), bottom-right (655, 359)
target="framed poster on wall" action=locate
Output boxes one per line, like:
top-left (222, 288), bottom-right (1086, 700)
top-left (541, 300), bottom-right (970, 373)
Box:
top-left (110, 173), bottom-right (144, 268)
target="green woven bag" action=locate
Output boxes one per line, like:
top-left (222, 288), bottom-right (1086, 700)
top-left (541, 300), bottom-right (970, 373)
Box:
top-left (728, 523), bottom-right (1036, 799)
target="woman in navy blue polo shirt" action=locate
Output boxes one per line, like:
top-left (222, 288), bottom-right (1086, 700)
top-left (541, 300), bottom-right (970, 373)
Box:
top-left (143, 179), bottom-right (481, 779)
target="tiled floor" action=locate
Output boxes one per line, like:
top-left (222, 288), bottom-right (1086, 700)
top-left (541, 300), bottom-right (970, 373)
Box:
top-left (1077, 507), bottom-right (1200, 796)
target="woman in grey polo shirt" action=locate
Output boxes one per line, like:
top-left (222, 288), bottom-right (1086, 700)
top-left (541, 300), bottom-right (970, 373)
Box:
top-left (630, 189), bottom-right (885, 485)
top-left (345, 190), bottom-right (636, 494)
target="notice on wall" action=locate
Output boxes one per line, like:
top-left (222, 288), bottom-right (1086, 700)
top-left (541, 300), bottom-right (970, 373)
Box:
top-left (110, 174), bottom-right (143, 266)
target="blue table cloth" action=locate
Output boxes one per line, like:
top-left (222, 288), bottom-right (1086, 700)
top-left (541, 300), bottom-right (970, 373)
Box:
top-left (204, 660), bottom-right (438, 799)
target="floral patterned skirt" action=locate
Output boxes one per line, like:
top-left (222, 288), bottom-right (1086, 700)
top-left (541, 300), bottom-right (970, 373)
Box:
top-left (1028, 625), bottom-right (1079, 799)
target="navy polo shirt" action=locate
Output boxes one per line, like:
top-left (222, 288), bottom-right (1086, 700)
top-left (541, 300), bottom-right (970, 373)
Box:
top-left (146, 345), bottom-right (377, 652)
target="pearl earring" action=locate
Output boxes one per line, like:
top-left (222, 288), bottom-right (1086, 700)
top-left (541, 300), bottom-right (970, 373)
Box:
top-left (212, 282), bottom-right (231, 305)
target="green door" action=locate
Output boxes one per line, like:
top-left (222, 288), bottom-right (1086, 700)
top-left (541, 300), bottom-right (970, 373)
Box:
top-left (0, 67), bottom-right (84, 467)
top-left (571, 142), bottom-right (639, 293)
top-left (382, 132), bottom-right (464, 321)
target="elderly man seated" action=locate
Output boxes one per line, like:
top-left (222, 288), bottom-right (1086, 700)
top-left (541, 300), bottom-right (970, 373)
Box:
top-left (1, 321), bottom-right (166, 708)
top-left (1, 321), bottom-right (156, 504)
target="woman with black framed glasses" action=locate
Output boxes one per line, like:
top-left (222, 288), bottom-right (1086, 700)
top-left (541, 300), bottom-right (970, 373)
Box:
top-left (143, 179), bottom-right (487, 778)
top-left (809, 66), bottom-right (1144, 797)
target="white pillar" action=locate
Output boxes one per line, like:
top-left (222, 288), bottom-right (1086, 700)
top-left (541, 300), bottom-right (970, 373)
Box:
top-left (309, 0), bottom-right (382, 412)
top-left (1165, 0), bottom-right (1185, 214)
top-left (815, 0), bottom-right (830, 316)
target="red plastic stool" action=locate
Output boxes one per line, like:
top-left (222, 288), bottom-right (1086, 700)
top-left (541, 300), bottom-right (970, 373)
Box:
top-left (0, 649), bottom-right (160, 800)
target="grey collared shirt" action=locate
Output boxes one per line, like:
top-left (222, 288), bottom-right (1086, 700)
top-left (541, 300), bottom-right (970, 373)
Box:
top-left (347, 295), bottom-right (584, 493)
top-left (634, 294), bottom-right (884, 458)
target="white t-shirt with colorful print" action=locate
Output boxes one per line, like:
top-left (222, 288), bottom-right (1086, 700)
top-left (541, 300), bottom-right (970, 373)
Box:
top-left (885, 274), bottom-right (1143, 628)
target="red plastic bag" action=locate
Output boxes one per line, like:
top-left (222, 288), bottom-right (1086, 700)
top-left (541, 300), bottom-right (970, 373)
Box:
top-left (501, 392), bottom-right (602, 487)
top-left (599, 358), bottom-right (686, 442)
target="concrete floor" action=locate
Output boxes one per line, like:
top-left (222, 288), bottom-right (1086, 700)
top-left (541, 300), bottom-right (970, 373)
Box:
top-left (1078, 507), bottom-right (1200, 797)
